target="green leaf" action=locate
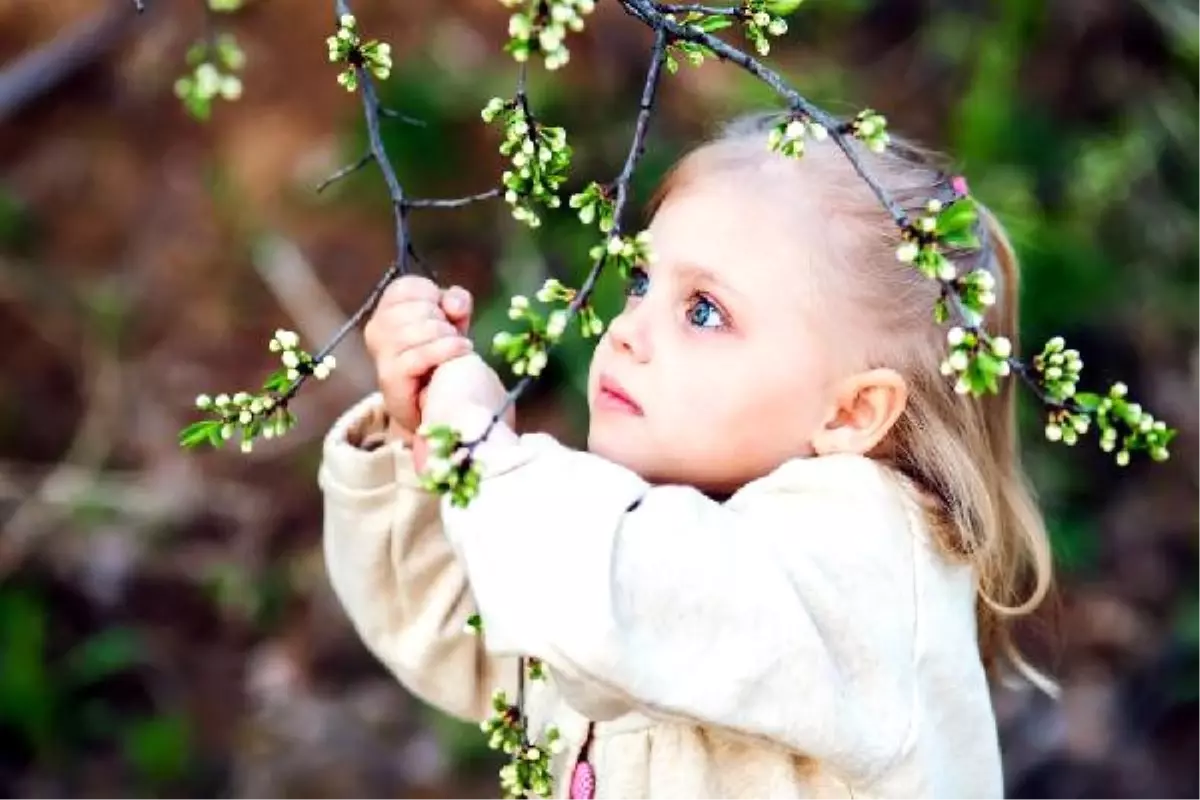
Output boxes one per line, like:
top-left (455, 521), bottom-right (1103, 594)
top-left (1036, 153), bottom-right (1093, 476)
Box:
top-left (262, 369), bottom-right (289, 392)
top-left (123, 714), bottom-right (191, 787)
top-left (1073, 391), bottom-right (1101, 411)
top-left (64, 628), bottom-right (143, 687)
top-left (933, 297), bottom-right (949, 323)
top-left (764, 0), bottom-right (804, 15)
top-left (178, 420), bottom-right (217, 448)
top-left (696, 15), bottom-right (733, 32)
top-left (940, 228), bottom-right (981, 249)
top-left (0, 590), bottom-right (55, 753)
top-left (936, 199), bottom-right (978, 235)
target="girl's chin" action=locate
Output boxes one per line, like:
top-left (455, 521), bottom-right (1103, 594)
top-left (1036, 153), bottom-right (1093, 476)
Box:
top-left (585, 434), bottom-right (696, 487)
top-left (586, 432), bottom-right (656, 475)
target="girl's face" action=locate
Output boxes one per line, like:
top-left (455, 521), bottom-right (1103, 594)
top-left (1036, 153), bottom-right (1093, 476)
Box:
top-left (586, 172), bottom-right (843, 494)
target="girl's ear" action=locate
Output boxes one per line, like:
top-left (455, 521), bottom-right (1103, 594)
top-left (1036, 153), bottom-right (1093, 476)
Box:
top-left (811, 369), bottom-right (909, 456)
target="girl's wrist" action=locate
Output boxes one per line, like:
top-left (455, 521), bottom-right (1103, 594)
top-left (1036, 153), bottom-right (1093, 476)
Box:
top-left (386, 417), bottom-right (416, 448)
top-left (415, 402), bottom-right (519, 473)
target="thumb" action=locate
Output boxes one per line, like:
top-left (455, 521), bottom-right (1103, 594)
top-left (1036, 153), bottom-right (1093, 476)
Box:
top-left (441, 286), bottom-right (473, 335)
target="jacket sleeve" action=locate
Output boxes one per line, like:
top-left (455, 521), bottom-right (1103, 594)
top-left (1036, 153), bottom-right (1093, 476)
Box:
top-left (319, 392), bottom-right (520, 723)
top-left (440, 435), bottom-right (924, 782)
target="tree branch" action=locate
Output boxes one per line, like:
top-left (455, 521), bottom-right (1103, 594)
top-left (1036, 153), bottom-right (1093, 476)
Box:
top-left (469, 27), bottom-right (670, 450)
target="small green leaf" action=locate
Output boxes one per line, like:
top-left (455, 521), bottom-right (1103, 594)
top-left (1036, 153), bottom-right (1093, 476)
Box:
top-left (178, 420), bottom-right (217, 448)
top-left (933, 297), bottom-right (949, 323)
top-left (123, 713), bottom-right (191, 787)
top-left (765, 0), bottom-right (804, 15)
top-left (940, 228), bottom-right (980, 249)
top-left (696, 15), bottom-right (733, 32)
top-left (936, 199), bottom-right (977, 235)
top-left (64, 628), bottom-right (143, 687)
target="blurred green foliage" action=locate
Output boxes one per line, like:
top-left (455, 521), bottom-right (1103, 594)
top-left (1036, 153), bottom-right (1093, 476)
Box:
top-left (0, 585), bottom-right (193, 793)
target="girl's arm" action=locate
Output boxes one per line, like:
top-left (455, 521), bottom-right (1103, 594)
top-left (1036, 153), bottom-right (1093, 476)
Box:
top-left (439, 421), bottom-right (929, 784)
top-left (319, 393), bottom-right (519, 723)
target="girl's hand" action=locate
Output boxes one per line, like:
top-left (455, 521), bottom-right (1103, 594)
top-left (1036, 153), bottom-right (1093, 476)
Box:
top-left (415, 352), bottom-right (517, 473)
top-left (363, 276), bottom-right (475, 445)
top-left (421, 352), bottom-right (514, 433)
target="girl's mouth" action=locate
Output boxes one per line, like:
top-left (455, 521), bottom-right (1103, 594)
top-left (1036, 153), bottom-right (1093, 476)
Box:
top-left (596, 375), bottom-right (643, 416)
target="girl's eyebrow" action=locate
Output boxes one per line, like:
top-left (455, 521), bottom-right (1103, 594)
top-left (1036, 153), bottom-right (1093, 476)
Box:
top-left (672, 260), bottom-right (745, 302)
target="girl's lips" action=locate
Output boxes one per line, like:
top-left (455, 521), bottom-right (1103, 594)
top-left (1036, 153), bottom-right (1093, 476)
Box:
top-left (596, 375), bottom-right (643, 415)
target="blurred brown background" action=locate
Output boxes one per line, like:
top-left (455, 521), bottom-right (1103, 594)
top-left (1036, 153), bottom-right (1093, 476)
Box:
top-left (0, 0), bottom-right (1196, 797)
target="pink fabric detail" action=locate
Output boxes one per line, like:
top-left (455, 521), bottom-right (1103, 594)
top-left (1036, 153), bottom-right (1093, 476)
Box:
top-left (569, 760), bottom-right (596, 799)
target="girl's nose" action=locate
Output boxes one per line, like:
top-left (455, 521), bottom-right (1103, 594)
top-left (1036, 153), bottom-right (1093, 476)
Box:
top-left (606, 302), bottom-right (652, 363)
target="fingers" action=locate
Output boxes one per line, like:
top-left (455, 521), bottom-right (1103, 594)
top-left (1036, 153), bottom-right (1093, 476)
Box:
top-left (440, 286), bottom-right (474, 336)
top-left (381, 336), bottom-right (473, 389)
top-left (365, 299), bottom-right (440, 359)
top-left (377, 275), bottom-right (441, 310)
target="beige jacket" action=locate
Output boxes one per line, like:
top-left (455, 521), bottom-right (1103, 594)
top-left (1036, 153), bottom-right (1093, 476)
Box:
top-left (320, 393), bottom-right (1004, 799)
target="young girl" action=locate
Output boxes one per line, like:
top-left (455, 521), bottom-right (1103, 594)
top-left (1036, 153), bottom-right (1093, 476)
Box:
top-left (319, 112), bottom-right (1053, 798)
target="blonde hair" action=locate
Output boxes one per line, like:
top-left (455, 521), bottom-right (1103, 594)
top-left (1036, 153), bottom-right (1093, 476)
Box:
top-left (650, 112), bottom-right (1057, 694)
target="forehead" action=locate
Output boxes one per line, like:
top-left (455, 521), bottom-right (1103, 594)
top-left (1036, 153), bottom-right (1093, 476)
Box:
top-left (646, 167), bottom-right (827, 310)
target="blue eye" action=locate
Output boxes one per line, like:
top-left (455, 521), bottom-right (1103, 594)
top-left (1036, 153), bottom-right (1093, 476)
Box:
top-left (625, 266), bottom-right (649, 298)
top-left (687, 295), bottom-right (726, 329)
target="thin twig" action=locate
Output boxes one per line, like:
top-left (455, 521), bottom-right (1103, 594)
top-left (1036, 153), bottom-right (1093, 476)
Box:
top-left (404, 189), bottom-right (501, 209)
top-left (621, 0), bottom-right (911, 228)
top-left (316, 152), bottom-right (375, 193)
top-left (653, 2), bottom-right (747, 17)
top-left (378, 106), bottom-right (427, 126)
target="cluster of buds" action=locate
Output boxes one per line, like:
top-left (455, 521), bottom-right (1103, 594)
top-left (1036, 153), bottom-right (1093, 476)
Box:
top-left (587, 230), bottom-right (655, 279)
top-left (269, 328), bottom-right (337, 382)
top-left (569, 181), bottom-right (616, 232)
top-left (895, 195), bottom-right (994, 325)
top-left (482, 690), bottom-right (563, 799)
top-left (743, 0), bottom-right (793, 56)
top-left (327, 14), bottom-right (393, 92)
top-left (482, 97), bottom-right (572, 229)
top-left (501, 0), bottom-right (596, 70)
top-left (1031, 339), bottom-right (1172, 463)
top-left (493, 279), bottom-right (603, 378)
top-left (1043, 407), bottom-right (1091, 448)
top-left (185, 391), bottom-right (293, 453)
top-left (417, 424), bottom-right (481, 508)
top-left (939, 326), bottom-right (1012, 396)
top-left (174, 34), bottom-right (245, 120)
top-left (767, 113), bottom-right (828, 158)
top-left (180, 328), bottom-right (337, 454)
top-left (661, 12), bottom-right (729, 72)
top-left (1032, 336), bottom-right (1082, 403)
top-left (1090, 382), bottom-right (1172, 465)
top-left (1046, 381), bottom-right (1172, 465)
top-left (849, 108), bottom-right (890, 153)
top-left (537, 277), bottom-right (605, 338)
top-left (951, 268), bottom-right (999, 325)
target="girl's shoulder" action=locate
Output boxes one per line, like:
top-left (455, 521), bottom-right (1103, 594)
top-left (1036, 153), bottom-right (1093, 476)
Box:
top-left (729, 453), bottom-right (946, 553)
